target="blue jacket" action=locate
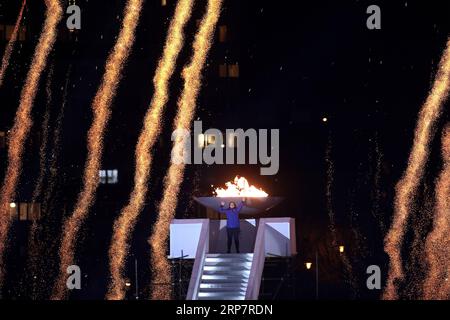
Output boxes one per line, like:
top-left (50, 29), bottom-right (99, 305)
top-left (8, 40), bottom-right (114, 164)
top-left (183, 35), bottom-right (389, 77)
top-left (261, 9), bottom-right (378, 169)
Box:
top-left (219, 201), bottom-right (245, 229)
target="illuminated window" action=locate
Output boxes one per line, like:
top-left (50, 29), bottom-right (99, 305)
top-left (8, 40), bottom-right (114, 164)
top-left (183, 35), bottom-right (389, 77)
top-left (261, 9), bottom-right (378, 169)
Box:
top-left (9, 203), bottom-right (18, 220)
top-left (197, 134), bottom-right (222, 149)
top-left (219, 64), bottom-right (227, 78)
top-left (107, 169), bottom-right (118, 184)
top-left (219, 63), bottom-right (239, 78)
top-left (5, 26), bottom-right (14, 40)
top-left (197, 134), bottom-right (205, 148)
top-left (99, 170), bottom-right (107, 184)
top-left (19, 203), bottom-right (28, 221)
top-left (29, 203), bottom-right (41, 220)
top-left (10, 203), bottom-right (41, 221)
top-left (0, 25), bottom-right (26, 41)
top-left (228, 63), bottom-right (239, 78)
top-left (226, 133), bottom-right (238, 148)
top-left (0, 131), bottom-right (5, 149)
top-left (219, 25), bottom-right (227, 42)
top-left (99, 169), bottom-right (118, 184)
top-left (206, 134), bottom-right (216, 145)
top-left (19, 26), bottom-right (26, 41)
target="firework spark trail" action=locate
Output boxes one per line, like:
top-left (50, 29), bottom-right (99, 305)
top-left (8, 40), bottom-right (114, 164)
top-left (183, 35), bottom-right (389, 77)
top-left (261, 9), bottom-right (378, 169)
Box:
top-left (51, 0), bottom-right (143, 300)
top-left (325, 135), bottom-right (359, 297)
top-left (349, 161), bottom-right (369, 259)
top-left (106, 0), bottom-right (195, 300)
top-left (347, 194), bottom-right (367, 298)
top-left (0, 0), bottom-right (62, 284)
top-left (348, 188), bottom-right (369, 270)
top-left (0, 0), bottom-right (26, 88)
top-left (383, 39), bottom-right (450, 300)
top-left (30, 66), bottom-right (72, 300)
top-left (435, 125), bottom-right (450, 300)
top-left (32, 65), bottom-right (54, 204)
top-left (149, 0), bottom-right (222, 300)
top-left (26, 65), bottom-right (54, 299)
top-left (372, 133), bottom-right (386, 234)
top-left (43, 66), bottom-right (71, 217)
top-left (325, 135), bottom-right (337, 237)
top-left (423, 124), bottom-right (450, 300)
top-left (404, 184), bottom-right (433, 299)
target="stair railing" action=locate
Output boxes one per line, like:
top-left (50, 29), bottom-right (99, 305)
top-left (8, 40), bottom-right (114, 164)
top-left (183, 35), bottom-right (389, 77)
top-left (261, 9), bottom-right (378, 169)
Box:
top-left (186, 219), bottom-right (210, 300)
top-left (245, 218), bottom-right (267, 300)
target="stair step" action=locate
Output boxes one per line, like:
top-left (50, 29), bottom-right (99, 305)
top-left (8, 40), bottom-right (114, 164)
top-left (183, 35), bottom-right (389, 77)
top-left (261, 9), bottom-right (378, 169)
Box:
top-left (199, 287), bottom-right (247, 294)
top-left (197, 296), bottom-right (245, 301)
top-left (203, 266), bottom-right (251, 272)
top-left (200, 282), bottom-right (247, 288)
top-left (197, 292), bottom-right (245, 300)
top-left (201, 281), bottom-right (248, 286)
top-left (200, 283), bottom-right (248, 289)
top-left (203, 270), bottom-right (250, 277)
top-left (206, 253), bottom-right (253, 258)
top-left (204, 257), bottom-right (253, 263)
top-left (204, 261), bottom-right (252, 267)
top-left (202, 274), bottom-right (248, 282)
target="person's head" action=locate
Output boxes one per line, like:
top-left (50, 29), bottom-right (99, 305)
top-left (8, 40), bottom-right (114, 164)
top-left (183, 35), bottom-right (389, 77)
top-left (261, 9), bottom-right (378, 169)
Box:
top-left (229, 202), bottom-right (236, 209)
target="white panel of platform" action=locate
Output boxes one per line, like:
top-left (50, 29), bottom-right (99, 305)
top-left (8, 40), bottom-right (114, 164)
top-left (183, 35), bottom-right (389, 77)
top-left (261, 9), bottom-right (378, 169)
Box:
top-left (264, 221), bottom-right (294, 256)
top-left (170, 220), bottom-right (204, 259)
top-left (169, 218), bottom-right (296, 259)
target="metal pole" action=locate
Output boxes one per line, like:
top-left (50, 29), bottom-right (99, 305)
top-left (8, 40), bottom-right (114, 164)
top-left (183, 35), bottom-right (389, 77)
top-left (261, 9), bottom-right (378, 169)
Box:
top-left (134, 257), bottom-right (139, 300)
top-left (179, 250), bottom-right (183, 299)
top-left (315, 250), bottom-right (319, 300)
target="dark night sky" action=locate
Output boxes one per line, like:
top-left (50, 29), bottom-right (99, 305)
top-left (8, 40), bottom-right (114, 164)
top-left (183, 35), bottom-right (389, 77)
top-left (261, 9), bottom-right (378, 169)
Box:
top-left (0, 0), bottom-right (449, 299)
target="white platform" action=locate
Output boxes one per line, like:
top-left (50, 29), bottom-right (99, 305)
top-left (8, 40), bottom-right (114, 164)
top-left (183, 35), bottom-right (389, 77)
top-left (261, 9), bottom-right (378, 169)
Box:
top-left (169, 218), bottom-right (296, 300)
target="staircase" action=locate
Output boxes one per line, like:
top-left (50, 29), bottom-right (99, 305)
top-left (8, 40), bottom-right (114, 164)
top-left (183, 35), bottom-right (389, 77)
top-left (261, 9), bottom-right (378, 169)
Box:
top-left (197, 253), bottom-right (253, 300)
